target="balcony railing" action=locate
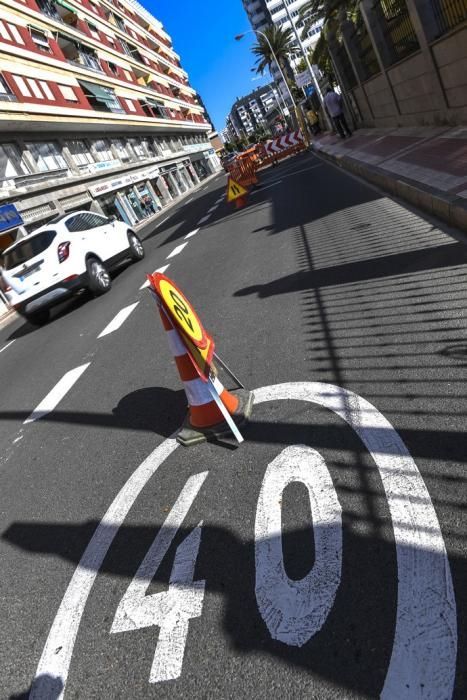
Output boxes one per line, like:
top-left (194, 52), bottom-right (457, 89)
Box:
top-left (430, 0), bottom-right (467, 37)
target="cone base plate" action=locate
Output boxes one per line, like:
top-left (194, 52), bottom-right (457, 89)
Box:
top-left (176, 389), bottom-right (254, 446)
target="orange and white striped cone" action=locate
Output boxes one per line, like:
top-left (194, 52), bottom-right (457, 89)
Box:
top-left (159, 307), bottom-right (254, 446)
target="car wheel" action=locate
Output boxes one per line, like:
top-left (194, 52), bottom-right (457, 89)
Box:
top-left (23, 309), bottom-right (50, 326)
top-left (128, 232), bottom-right (145, 261)
top-left (87, 257), bottom-right (111, 296)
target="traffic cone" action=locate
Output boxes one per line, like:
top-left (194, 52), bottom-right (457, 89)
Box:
top-left (235, 195), bottom-right (247, 209)
top-left (159, 307), bottom-right (254, 446)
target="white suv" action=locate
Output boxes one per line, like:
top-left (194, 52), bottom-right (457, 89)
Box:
top-left (0, 210), bottom-right (144, 325)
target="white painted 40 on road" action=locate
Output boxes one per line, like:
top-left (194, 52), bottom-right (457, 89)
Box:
top-left (30, 383), bottom-right (457, 700)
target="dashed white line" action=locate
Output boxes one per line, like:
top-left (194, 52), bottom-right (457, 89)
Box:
top-left (185, 197), bottom-right (193, 203)
top-left (0, 339), bottom-right (15, 354)
top-left (98, 302), bottom-right (140, 338)
top-left (197, 215), bottom-right (210, 224)
top-left (166, 242), bottom-right (188, 259)
top-left (251, 180), bottom-right (283, 194)
top-left (207, 206), bottom-right (217, 213)
top-left (24, 363), bottom-right (90, 424)
top-left (157, 216), bottom-right (170, 227)
top-left (140, 265), bottom-right (170, 289)
top-left (184, 228), bottom-right (199, 239)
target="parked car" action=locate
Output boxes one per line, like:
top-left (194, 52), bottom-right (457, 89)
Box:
top-left (0, 210), bottom-right (145, 325)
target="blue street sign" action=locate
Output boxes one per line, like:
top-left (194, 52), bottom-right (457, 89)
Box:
top-left (304, 85), bottom-right (316, 98)
top-left (0, 204), bottom-right (23, 234)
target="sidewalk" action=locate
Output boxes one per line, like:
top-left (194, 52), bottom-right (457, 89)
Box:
top-left (311, 126), bottom-right (467, 233)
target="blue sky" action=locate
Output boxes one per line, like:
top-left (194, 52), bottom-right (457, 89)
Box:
top-left (145, 1), bottom-right (271, 132)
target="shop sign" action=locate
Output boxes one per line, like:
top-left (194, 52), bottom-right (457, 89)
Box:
top-left (183, 143), bottom-right (210, 154)
top-left (89, 167), bottom-right (160, 197)
top-left (89, 159), bottom-right (120, 173)
top-left (0, 203), bottom-right (23, 233)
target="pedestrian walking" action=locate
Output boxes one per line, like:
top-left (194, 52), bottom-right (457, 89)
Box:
top-left (324, 87), bottom-right (352, 139)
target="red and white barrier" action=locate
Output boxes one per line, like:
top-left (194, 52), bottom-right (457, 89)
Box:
top-left (264, 131), bottom-right (304, 156)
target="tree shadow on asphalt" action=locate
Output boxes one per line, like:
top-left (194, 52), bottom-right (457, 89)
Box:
top-left (3, 515), bottom-right (465, 697)
top-left (9, 674), bottom-right (63, 699)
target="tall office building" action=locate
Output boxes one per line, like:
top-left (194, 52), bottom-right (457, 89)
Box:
top-left (0, 0), bottom-right (219, 250)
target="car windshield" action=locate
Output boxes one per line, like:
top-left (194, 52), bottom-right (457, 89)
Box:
top-left (2, 230), bottom-right (56, 270)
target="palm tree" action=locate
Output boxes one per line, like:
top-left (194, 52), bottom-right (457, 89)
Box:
top-left (251, 25), bottom-right (299, 78)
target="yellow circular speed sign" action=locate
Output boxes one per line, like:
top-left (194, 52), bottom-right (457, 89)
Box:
top-left (152, 273), bottom-right (210, 349)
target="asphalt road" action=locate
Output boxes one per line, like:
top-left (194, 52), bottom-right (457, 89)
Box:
top-left (0, 152), bottom-right (466, 699)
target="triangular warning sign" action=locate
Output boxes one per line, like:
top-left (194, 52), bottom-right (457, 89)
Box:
top-left (226, 176), bottom-right (248, 202)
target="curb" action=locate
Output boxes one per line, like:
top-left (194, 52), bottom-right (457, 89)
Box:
top-left (312, 144), bottom-right (467, 234)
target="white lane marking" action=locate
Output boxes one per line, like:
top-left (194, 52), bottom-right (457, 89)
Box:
top-left (30, 438), bottom-right (180, 700)
top-left (184, 228), bottom-right (199, 239)
top-left (251, 180), bottom-right (282, 194)
top-left (256, 445), bottom-right (342, 646)
top-left (166, 242), bottom-right (188, 259)
top-left (185, 197), bottom-right (193, 203)
top-left (24, 364), bottom-right (90, 425)
top-left (0, 339), bottom-right (15, 354)
top-left (197, 215), bottom-right (210, 224)
top-left (139, 265), bottom-right (170, 289)
top-left (98, 302), bottom-right (139, 338)
top-left (253, 383), bottom-right (457, 700)
top-left (111, 472), bottom-right (207, 683)
top-left (32, 383), bottom-right (456, 700)
top-left (157, 216), bottom-right (170, 227)
top-left (207, 206), bottom-right (217, 213)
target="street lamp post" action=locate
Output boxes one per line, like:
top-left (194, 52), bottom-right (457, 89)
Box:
top-left (235, 30), bottom-right (299, 129)
top-left (282, 4), bottom-right (332, 131)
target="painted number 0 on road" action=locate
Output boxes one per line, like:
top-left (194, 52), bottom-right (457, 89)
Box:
top-left (30, 383), bottom-right (457, 700)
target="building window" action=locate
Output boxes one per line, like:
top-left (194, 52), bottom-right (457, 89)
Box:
top-left (92, 139), bottom-right (113, 161)
top-left (26, 142), bottom-right (68, 173)
top-left (58, 84), bottom-right (78, 102)
top-left (127, 138), bottom-right (146, 159)
top-left (65, 140), bottom-right (94, 166)
top-left (13, 75), bottom-right (32, 98)
top-left (0, 143), bottom-right (30, 180)
top-left (107, 61), bottom-right (118, 75)
top-left (124, 98), bottom-right (136, 112)
top-left (30, 27), bottom-right (50, 51)
top-left (27, 78), bottom-right (45, 99)
top-left (112, 138), bottom-right (131, 162)
top-left (0, 74), bottom-right (16, 102)
top-left (39, 81), bottom-right (55, 100)
top-left (87, 22), bottom-right (100, 39)
top-left (0, 21), bottom-right (25, 44)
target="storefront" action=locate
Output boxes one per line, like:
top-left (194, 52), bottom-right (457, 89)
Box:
top-left (89, 166), bottom-right (161, 226)
top-left (0, 203), bottom-right (23, 253)
top-left (0, 203), bottom-right (23, 311)
top-left (189, 148), bottom-right (221, 181)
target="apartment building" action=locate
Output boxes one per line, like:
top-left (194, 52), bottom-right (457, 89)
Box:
top-left (267, 1), bottom-right (323, 65)
top-left (0, 0), bottom-right (219, 253)
top-left (228, 83), bottom-right (281, 138)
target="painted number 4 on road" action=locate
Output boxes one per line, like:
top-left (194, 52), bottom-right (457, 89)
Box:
top-left (30, 383), bottom-right (457, 700)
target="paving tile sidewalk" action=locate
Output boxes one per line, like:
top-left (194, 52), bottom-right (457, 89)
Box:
top-left (311, 126), bottom-right (467, 233)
